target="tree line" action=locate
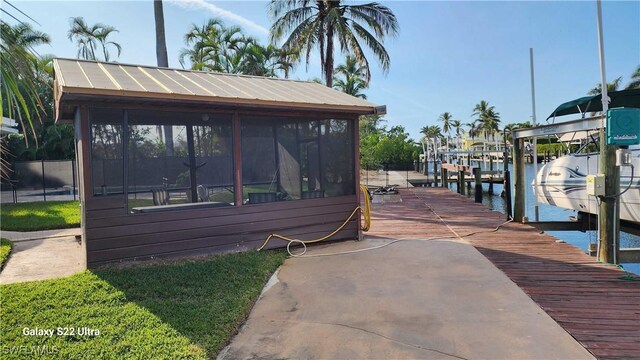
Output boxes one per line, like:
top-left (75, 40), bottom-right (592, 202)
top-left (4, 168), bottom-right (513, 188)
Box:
top-left (1, 0), bottom-right (398, 176)
top-left (3, 0), bottom-right (639, 176)
top-left (420, 66), bottom-right (640, 152)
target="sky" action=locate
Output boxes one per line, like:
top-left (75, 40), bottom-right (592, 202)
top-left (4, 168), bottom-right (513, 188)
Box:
top-left (3, 0), bottom-right (639, 141)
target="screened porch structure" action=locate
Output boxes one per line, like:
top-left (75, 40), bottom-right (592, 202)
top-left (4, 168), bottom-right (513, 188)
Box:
top-left (53, 58), bottom-right (385, 266)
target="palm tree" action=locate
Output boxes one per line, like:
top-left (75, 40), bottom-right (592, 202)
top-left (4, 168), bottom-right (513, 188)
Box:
top-left (269, 0), bottom-right (399, 87)
top-left (588, 76), bottom-right (622, 95)
top-left (218, 26), bottom-right (254, 73)
top-left (239, 43), bottom-right (281, 77)
top-left (472, 100), bottom-right (498, 139)
top-left (472, 101), bottom-right (491, 125)
top-left (1, 21), bottom-right (50, 140)
top-left (483, 108), bottom-right (501, 141)
top-left (451, 119), bottom-right (462, 150)
top-left (1, 21), bottom-right (51, 180)
top-left (153, 0), bottom-right (173, 156)
top-left (360, 114), bottom-right (385, 135)
top-left (420, 125), bottom-right (441, 139)
top-left (420, 125), bottom-right (442, 156)
top-left (503, 123), bottom-right (520, 142)
top-left (626, 65), bottom-right (640, 90)
top-left (278, 47), bottom-right (300, 79)
top-left (465, 121), bottom-right (479, 141)
top-left (154, 0), bottom-right (169, 67)
top-left (180, 19), bottom-right (255, 74)
top-left (437, 112), bottom-right (453, 151)
top-left (333, 55), bottom-right (369, 99)
top-left (67, 17), bottom-right (121, 61)
top-left (179, 19), bottom-right (224, 70)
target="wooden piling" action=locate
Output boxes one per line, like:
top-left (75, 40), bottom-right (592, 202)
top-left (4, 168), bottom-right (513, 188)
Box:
top-left (459, 167), bottom-right (466, 196)
top-left (488, 157), bottom-right (494, 193)
top-left (598, 127), bottom-right (620, 263)
top-left (441, 167), bottom-right (447, 188)
top-left (433, 157), bottom-right (439, 188)
top-left (513, 138), bottom-right (525, 222)
top-left (473, 167), bottom-right (482, 203)
top-left (504, 170), bottom-right (512, 220)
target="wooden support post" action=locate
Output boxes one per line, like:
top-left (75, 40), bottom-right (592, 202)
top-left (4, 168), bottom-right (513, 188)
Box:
top-left (232, 112), bottom-right (243, 207)
top-left (459, 167), bottom-right (466, 196)
top-left (473, 167), bottom-right (482, 203)
top-left (186, 126), bottom-right (198, 203)
top-left (75, 106), bottom-right (89, 268)
top-left (441, 167), bottom-right (447, 188)
top-left (488, 157), bottom-right (494, 193)
top-left (504, 170), bottom-right (512, 220)
top-left (433, 155), bottom-right (439, 187)
top-left (598, 127), bottom-right (620, 263)
top-left (513, 138), bottom-right (525, 222)
top-left (353, 118), bottom-right (362, 238)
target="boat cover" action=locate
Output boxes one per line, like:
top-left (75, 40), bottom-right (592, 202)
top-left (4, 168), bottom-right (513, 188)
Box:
top-left (547, 88), bottom-right (640, 119)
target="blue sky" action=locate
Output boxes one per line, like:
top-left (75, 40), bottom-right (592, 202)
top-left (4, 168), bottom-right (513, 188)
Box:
top-left (4, 0), bottom-right (639, 140)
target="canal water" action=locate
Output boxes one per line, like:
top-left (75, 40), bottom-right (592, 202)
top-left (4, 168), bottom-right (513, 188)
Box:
top-left (447, 162), bottom-right (640, 275)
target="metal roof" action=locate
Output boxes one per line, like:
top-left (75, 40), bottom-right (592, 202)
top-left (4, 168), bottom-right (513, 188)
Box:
top-left (53, 58), bottom-right (385, 120)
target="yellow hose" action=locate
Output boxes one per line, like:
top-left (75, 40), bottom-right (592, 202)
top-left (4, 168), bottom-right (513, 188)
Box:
top-left (360, 184), bottom-right (371, 231)
top-left (257, 184), bottom-right (371, 251)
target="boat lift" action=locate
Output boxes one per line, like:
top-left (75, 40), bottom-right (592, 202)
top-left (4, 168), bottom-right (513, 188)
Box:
top-left (511, 113), bottom-right (640, 263)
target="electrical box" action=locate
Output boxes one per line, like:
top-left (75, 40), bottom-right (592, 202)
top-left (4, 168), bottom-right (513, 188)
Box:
top-left (586, 174), bottom-right (605, 196)
top-left (616, 148), bottom-right (632, 166)
top-left (607, 108), bottom-right (640, 146)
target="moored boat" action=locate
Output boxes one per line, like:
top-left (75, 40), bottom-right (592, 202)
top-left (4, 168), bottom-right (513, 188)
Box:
top-left (534, 147), bottom-right (640, 223)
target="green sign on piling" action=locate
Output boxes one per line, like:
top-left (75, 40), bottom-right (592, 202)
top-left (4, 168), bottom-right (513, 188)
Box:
top-left (606, 108), bottom-right (640, 146)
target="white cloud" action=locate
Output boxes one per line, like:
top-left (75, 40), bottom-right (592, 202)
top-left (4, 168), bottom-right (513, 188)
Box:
top-left (168, 0), bottom-right (269, 36)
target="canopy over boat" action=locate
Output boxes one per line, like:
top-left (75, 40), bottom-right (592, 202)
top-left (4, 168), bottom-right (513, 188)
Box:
top-left (546, 88), bottom-right (640, 119)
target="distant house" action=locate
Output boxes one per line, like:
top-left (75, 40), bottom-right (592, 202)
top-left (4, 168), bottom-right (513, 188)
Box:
top-left (53, 58), bottom-right (385, 267)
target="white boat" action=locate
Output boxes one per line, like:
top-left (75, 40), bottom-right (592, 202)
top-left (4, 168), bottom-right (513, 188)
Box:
top-left (534, 146), bottom-right (640, 224)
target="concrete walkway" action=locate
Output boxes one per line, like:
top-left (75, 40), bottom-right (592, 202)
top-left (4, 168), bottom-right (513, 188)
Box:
top-left (1, 227), bottom-right (82, 242)
top-left (0, 228), bottom-right (84, 284)
top-left (221, 238), bottom-right (594, 359)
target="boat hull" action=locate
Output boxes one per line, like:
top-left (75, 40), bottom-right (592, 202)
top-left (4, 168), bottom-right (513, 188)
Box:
top-left (534, 150), bottom-right (640, 224)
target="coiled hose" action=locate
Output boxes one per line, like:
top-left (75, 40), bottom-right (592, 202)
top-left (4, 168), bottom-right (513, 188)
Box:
top-left (257, 184), bottom-right (371, 254)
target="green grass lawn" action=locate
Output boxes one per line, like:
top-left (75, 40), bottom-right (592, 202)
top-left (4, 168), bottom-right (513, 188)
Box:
top-left (1, 250), bottom-right (286, 359)
top-left (0, 238), bottom-right (12, 270)
top-left (0, 201), bottom-right (80, 231)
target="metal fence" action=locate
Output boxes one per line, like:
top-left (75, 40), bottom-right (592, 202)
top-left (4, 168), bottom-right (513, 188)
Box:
top-left (360, 161), bottom-right (438, 189)
top-left (1, 160), bottom-right (78, 203)
top-left (2, 159), bottom-right (439, 203)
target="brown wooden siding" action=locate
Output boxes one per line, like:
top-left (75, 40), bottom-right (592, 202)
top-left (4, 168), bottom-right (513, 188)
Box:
top-left (85, 195), bottom-right (358, 266)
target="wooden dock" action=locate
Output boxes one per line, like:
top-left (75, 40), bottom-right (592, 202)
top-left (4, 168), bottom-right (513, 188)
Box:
top-left (366, 188), bottom-right (640, 360)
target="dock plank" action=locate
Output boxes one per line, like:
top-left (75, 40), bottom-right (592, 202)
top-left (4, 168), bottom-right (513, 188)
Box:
top-left (366, 188), bottom-right (640, 360)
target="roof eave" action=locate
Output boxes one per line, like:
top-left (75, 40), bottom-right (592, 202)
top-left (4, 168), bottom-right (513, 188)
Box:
top-left (55, 86), bottom-right (382, 121)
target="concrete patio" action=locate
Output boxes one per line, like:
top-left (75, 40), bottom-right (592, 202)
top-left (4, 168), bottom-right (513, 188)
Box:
top-left (220, 237), bottom-right (594, 359)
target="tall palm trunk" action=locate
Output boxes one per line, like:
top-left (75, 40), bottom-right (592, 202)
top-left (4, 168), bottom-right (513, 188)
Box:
top-left (154, 0), bottom-right (174, 156)
top-left (154, 0), bottom-right (168, 68)
top-left (324, 24), bottom-right (334, 87)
